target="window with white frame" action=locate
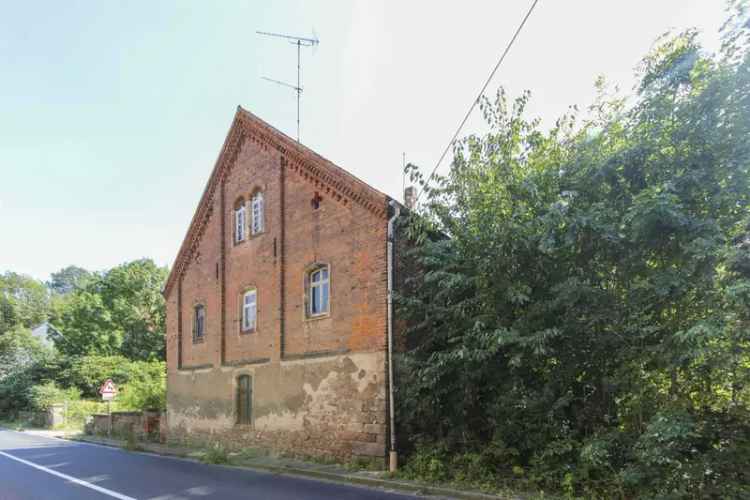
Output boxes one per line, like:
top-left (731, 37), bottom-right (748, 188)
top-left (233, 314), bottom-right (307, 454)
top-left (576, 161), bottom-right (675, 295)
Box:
top-left (241, 289), bottom-right (257, 332)
top-left (251, 192), bottom-right (264, 235)
top-left (235, 203), bottom-right (246, 243)
top-left (308, 265), bottom-right (329, 317)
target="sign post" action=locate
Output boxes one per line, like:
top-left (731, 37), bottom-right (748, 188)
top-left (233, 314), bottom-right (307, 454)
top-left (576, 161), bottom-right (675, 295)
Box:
top-left (99, 379), bottom-right (118, 437)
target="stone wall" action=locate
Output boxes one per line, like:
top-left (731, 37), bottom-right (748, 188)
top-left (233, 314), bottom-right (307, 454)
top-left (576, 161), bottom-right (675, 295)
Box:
top-left (17, 405), bottom-right (65, 429)
top-left (167, 351), bottom-right (387, 465)
top-left (86, 411), bottom-right (163, 442)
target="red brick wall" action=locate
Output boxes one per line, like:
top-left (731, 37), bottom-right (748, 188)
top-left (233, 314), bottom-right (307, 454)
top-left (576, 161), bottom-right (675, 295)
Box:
top-left (165, 131), bottom-right (389, 370)
top-left (223, 139), bottom-right (280, 365)
top-left (282, 161), bottom-right (388, 358)
top-left (178, 193), bottom-right (222, 368)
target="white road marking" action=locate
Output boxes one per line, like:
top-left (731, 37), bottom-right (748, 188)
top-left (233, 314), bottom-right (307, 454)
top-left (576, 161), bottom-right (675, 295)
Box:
top-left (0, 450), bottom-right (137, 500)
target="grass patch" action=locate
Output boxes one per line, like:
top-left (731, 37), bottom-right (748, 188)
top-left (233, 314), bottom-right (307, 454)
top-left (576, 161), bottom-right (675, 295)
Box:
top-left (234, 447), bottom-right (265, 461)
top-left (201, 443), bottom-right (230, 465)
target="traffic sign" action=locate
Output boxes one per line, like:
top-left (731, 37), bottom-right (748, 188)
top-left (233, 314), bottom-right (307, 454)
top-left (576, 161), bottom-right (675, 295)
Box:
top-left (99, 379), bottom-right (118, 401)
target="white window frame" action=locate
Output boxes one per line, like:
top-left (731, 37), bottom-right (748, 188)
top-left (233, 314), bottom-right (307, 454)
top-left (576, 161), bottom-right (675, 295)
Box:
top-left (308, 265), bottom-right (330, 317)
top-left (235, 204), bottom-right (246, 243)
top-left (241, 289), bottom-right (257, 332)
top-left (251, 192), bottom-right (264, 235)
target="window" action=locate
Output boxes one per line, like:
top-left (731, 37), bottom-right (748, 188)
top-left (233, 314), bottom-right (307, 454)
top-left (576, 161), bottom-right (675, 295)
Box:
top-left (251, 192), bottom-right (264, 235)
top-left (308, 265), bottom-right (330, 317)
top-left (235, 203), bottom-right (246, 243)
top-left (193, 304), bottom-right (205, 341)
top-left (241, 289), bottom-right (257, 332)
top-left (236, 375), bottom-right (252, 425)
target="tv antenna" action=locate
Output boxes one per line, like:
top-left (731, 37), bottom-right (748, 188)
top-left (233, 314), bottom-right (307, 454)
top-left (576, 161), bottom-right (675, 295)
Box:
top-left (257, 30), bottom-right (320, 142)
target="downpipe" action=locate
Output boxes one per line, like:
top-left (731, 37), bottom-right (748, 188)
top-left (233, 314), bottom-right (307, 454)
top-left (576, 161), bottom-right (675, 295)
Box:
top-left (386, 200), bottom-right (400, 472)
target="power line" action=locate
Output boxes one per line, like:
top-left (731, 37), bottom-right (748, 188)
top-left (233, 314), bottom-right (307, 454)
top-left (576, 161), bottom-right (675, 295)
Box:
top-left (415, 0), bottom-right (540, 204)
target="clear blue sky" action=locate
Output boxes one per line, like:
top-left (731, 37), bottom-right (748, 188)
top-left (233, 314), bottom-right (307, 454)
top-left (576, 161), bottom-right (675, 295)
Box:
top-left (0, 1), bottom-right (727, 281)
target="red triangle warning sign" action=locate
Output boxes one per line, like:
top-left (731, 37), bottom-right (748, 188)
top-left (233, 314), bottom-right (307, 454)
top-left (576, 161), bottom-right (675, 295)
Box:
top-left (99, 379), bottom-right (118, 395)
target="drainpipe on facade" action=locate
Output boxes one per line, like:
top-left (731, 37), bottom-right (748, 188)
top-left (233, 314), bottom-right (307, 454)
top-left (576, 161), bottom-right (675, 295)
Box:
top-left (386, 199), bottom-right (400, 472)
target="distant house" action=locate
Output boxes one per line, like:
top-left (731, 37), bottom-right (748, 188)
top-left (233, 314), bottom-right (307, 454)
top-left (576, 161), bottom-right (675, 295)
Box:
top-left (163, 107), bottom-right (413, 467)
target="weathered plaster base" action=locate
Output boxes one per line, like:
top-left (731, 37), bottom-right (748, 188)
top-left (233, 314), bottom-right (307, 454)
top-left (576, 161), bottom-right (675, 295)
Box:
top-left (167, 351), bottom-right (387, 464)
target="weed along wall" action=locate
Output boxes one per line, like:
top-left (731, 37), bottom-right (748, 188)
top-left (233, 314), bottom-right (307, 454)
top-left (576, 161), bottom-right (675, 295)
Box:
top-left (163, 108), bottom-right (396, 466)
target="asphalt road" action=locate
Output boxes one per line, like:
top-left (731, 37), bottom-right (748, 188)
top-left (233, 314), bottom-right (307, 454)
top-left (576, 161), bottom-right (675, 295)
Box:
top-left (0, 430), bottom-right (422, 500)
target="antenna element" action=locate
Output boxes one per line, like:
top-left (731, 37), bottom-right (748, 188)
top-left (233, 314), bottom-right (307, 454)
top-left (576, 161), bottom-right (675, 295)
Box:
top-left (257, 30), bottom-right (320, 142)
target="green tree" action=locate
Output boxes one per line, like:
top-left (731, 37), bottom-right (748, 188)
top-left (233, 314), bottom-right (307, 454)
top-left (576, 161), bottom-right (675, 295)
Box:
top-left (50, 259), bottom-right (168, 360)
top-left (0, 272), bottom-right (49, 334)
top-left (397, 8), bottom-right (750, 497)
top-left (0, 326), bottom-right (58, 415)
top-left (47, 265), bottom-right (92, 295)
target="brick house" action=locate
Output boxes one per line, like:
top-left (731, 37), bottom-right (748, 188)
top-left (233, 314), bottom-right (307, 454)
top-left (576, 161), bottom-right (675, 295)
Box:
top-left (162, 107), bottom-right (409, 467)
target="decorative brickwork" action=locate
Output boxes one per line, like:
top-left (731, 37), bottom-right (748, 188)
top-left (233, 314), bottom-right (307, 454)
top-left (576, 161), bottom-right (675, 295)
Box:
top-left (164, 108), bottom-right (397, 464)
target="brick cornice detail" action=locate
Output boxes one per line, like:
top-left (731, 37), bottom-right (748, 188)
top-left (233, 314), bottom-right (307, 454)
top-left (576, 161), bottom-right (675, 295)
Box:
top-left (163, 107), bottom-right (389, 298)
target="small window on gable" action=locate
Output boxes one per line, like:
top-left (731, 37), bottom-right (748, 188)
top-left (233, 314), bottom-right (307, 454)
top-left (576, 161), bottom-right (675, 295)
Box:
top-left (251, 192), bottom-right (264, 235)
top-left (193, 304), bottom-right (205, 341)
top-left (236, 374), bottom-right (252, 425)
top-left (235, 202), bottom-right (246, 243)
top-left (307, 265), bottom-right (330, 317)
top-left (241, 289), bottom-right (257, 333)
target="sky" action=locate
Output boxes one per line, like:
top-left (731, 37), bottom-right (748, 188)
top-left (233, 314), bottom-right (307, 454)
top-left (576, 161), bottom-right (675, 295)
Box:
top-left (0, 1), bottom-right (730, 281)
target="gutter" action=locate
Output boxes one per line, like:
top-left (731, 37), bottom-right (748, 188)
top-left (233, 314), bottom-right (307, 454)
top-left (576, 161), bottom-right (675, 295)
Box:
top-left (386, 199), bottom-right (400, 472)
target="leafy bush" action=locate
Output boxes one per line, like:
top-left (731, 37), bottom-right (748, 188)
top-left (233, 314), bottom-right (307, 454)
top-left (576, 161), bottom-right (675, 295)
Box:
top-left (202, 443), bottom-right (229, 465)
top-left (61, 355), bottom-right (138, 398)
top-left (27, 382), bottom-right (80, 411)
top-left (65, 399), bottom-right (111, 428)
top-left (396, 6), bottom-right (750, 498)
top-left (117, 361), bottom-right (166, 411)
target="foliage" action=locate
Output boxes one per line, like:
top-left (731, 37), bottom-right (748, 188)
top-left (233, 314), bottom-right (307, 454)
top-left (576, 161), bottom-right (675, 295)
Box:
top-left (50, 259), bottom-right (168, 360)
top-left (118, 360), bottom-right (166, 411)
top-left (61, 354), bottom-right (139, 397)
top-left (27, 382), bottom-right (80, 411)
top-left (0, 272), bottom-right (49, 333)
top-left (47, 266), bottom-right (92, 295)
top-left (0, 260), bottom-right (167, 428)
top-left (397, 7), bottom-right (750, 498)
top-left (0, 326), bottom-right (58, 415)
top-left (202, 443), bottom-right (230, 464)
top-left (64, 399), bottom-right (112, 428)
top-left (60, 354), bottom-right (165, 410)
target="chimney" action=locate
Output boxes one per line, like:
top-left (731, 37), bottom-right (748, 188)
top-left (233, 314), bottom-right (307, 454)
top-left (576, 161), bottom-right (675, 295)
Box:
top-left (404, 186), bottom-right (416, 210)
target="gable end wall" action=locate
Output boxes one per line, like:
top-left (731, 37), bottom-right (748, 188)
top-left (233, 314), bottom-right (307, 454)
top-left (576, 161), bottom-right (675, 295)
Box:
top-left (164, 115), bottom-right (390, 464)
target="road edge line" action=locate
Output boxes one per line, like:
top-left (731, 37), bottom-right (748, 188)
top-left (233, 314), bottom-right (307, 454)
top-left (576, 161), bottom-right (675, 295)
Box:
top-left (0, 450), bottom-right (137, 500)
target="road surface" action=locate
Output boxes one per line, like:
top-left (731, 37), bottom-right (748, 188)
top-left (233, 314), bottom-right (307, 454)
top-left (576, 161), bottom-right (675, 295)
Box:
top-left (0, 429), bottom-right (422, 500)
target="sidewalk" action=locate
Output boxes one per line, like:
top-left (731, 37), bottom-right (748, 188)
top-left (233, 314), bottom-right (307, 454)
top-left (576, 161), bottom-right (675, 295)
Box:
top-left (37, 431), bottom-right (522, 500)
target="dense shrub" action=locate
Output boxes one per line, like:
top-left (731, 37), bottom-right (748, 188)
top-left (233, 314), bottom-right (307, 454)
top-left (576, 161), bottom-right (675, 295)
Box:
top-left (397, 6), bottom-right (750, 498)
top-left (27, 382), bottom-right (80, 411)
top-left (118, 360), bottom-right (166, 411)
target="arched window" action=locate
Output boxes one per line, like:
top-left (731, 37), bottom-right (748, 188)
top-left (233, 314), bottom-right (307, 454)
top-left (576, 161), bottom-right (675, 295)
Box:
top-left (241, 289), bottom-right (257, 333)
top-left (307, 265), bottom-right (330, 317)
top-left (235, 201), bottom-right (246, 243)
top-left (250, 192), bottom-right (264, 235)
top-left (193, 304), bottom-right (205, 341)
top-left (236, 375), bottom-right (252, 425)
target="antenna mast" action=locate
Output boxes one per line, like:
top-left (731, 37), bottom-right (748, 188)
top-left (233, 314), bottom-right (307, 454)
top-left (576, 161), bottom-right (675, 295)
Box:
top-left (257, 30), bottom-right (319, 142)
